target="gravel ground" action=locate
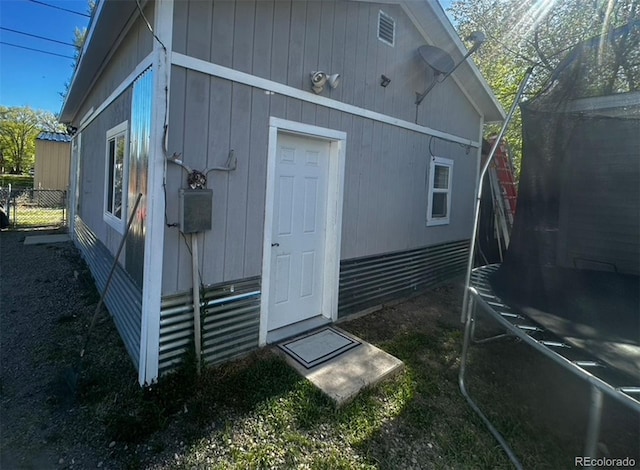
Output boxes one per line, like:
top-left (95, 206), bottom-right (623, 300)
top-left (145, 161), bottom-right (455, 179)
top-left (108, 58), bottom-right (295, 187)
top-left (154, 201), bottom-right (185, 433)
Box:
top-left (1, 229), bottom-right (141, 469)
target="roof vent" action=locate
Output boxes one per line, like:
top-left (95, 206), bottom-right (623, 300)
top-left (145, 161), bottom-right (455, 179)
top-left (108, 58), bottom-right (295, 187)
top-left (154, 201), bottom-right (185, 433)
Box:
top-left (378, 11), bottom-right (395, 46)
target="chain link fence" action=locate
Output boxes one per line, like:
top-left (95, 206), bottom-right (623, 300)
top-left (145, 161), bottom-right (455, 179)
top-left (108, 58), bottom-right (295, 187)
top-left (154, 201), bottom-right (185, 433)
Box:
top-left (0, 188), bottom-right (67, 229)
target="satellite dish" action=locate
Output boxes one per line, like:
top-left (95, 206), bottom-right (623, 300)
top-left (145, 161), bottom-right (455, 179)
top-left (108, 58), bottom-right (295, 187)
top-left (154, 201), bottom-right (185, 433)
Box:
top-left (418, 45), bottom-right (455, 75)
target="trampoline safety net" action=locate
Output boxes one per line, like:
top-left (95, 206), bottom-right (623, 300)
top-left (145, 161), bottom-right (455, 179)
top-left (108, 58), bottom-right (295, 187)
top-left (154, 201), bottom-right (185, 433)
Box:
top-left (490, 21), bottom-right (640, 381)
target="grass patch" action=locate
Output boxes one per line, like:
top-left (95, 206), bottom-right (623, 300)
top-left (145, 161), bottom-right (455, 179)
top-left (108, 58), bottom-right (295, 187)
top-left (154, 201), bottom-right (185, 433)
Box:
top-left (47, 282), bottom-right (637, 469)
top-left (0, 174), bottom-right (33, 188)
top-left (10, 207), bottom-right (65, 227)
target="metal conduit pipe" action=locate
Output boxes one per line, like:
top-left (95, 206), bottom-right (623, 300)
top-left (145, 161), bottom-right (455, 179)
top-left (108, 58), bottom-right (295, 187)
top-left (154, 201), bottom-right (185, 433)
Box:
top-left (461, 67), bottom-right (535, 323)
top-left (191, 234), bottom-right (202, 375)
top-left (458, 302), bottom-right (524, 469)
top-left (458, 68), bottom-right (533, 469)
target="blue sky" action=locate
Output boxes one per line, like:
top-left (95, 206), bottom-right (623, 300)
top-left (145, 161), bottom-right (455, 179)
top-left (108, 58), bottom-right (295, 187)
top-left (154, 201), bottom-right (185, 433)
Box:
top-left (0, 0), bottom-right (453, 117)
top-left (0, 0), bottom-right (90, 116)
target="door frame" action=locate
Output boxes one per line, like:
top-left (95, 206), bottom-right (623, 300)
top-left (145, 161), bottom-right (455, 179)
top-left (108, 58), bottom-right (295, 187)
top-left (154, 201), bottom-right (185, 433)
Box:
top-left (259, 117), bottom-right (347, 346)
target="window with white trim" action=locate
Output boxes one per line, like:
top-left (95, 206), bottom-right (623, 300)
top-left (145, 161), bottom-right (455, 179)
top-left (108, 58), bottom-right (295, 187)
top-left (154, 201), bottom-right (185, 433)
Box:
top-left (427, 156), bottom-right (453, 226)
top-left (104, 121), bottom-right (128, 232)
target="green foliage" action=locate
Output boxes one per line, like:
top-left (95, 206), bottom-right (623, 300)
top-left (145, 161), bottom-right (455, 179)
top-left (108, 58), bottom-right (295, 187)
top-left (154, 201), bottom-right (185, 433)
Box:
top-left (0, 106), bottom-right (65, 174)
top-left (60, 0), bottom-right (96, 102)
top-left (450, 0), bottom-right (640, 172)
top-left (0, 174), bottom-right (33, 188)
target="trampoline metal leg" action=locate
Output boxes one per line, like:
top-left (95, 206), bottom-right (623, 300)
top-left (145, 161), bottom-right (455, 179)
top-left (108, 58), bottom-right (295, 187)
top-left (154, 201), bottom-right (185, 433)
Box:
top-left (459, 297), bottom-right (524, 470)
top-left (584, 385), bottom-right (603, 465)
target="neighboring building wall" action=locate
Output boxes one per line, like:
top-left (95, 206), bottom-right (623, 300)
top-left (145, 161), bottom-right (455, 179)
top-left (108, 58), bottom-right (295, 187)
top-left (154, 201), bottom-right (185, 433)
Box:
top-left (34, 140), bottom-right (71, 190)
top-left (557, 117), bottom-right (640, 275)
top-left (162, 0), bottom-right (482, 296)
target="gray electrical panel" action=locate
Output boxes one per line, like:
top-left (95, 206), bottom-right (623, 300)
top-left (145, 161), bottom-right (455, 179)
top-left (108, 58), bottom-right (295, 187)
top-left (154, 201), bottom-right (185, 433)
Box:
top-left (179, 189), bottom-right (213, 233)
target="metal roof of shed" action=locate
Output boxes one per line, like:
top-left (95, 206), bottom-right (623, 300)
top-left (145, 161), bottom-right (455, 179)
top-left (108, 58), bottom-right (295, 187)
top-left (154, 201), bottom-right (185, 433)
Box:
top-left (37, 132), bottom-right (72, 143)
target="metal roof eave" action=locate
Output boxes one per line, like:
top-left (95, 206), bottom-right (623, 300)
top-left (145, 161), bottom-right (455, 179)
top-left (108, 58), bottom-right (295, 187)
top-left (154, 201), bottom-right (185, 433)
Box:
top-left (59, 0), bottom-right (139, 123)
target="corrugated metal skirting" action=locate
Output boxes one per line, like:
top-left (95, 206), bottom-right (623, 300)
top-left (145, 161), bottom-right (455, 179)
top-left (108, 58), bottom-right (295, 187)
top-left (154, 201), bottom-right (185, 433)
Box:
top-left (159, 278), bottom-right (261, 375)
top-left (158, 241), bottom-right (467, 372)
top-left (338, 239), bottom-right (470, 317)
top-left (74, 217), bottom-right (143, 367)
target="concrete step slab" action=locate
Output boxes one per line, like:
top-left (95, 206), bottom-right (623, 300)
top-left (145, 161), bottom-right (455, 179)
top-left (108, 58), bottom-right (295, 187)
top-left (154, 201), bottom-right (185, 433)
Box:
top-left (24, 234), bottom-right (70, 245)
top-left (278, 327), bottom-right (404, 407)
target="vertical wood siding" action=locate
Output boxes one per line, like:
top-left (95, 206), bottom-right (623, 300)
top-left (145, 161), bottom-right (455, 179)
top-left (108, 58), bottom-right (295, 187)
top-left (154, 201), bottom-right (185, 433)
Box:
top-left (77, 89), bottom-right (132, 260)
top-left (171, 0), bottom-right (480, 138)
top-left (72, 3), bottom-right (157, 278)
top-left (75, 2), bottom-right (155, 124)
top-left (34, 141), bottom-right (71, 190)
top-left (163, 0), bottom-right (483, 295)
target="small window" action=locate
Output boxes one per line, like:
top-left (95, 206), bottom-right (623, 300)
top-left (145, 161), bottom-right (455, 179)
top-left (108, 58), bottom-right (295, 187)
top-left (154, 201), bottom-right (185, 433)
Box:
top-left (378, 10), bottom-right (395, 46)
top-left (104, 121), bottom-right (128, 232)
top-left (427, 156), bottom-right (453, 226)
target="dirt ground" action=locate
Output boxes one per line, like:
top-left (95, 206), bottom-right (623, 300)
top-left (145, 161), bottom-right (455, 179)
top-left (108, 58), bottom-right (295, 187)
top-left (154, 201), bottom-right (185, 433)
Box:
top-left (1, 228), bottom-right (639, 469)
top-left (1, 229), bottom-right (137, 469)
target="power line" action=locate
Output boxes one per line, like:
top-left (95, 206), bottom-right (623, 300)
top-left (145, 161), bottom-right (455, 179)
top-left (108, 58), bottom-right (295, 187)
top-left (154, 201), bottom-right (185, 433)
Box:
top-left (25, 0), bottom-right (90, 18)
top-left (0, 27), bottom-right (76, 48)
top-left (0, 41), bottom-right (75, 59)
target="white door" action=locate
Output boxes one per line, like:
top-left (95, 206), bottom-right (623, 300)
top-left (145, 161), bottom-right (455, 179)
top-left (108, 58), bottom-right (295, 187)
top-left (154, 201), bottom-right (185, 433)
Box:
top-left (268, 133), bottom-right (330, 331)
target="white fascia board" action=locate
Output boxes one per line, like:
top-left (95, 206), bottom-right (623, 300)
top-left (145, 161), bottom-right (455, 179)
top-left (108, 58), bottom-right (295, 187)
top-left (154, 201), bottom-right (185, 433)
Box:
top-left (171, 52), bottom-right (480, 148)
top-left (139, 0), bottom-right (173, 386)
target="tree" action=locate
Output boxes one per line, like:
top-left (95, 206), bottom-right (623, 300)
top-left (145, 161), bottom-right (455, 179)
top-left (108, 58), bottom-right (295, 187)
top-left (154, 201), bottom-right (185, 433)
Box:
top-left (450, 0), bottom-right (640, 173)
top-left (61, 0), bottom-right (97, 102)
top-left (0, 107), bottom-right (65, 174)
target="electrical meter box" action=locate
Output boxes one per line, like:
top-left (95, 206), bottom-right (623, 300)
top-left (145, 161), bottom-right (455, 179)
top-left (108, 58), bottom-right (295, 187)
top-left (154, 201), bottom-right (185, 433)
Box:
top-left (179, 188), bottom-right (213, 233)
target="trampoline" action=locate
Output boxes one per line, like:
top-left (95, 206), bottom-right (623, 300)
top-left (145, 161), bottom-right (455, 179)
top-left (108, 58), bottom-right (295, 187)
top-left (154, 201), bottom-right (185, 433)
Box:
top-left (460, 22), bottom-right (640, 468)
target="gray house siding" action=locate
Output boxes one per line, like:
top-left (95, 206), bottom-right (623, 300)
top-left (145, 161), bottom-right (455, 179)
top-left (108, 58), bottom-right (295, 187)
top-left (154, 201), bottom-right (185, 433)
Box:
top-left (72, 2), bottom-right (156, 264)
top-left (162, 0), bottom-right (482, 296)
top-left (163, 71), bottom-right (478, 295)
top-left (75, 2), bottom-right (154, 124)
top-left (77, 90), bottom-right (132, 257)
top-left (62, 0), bottom-right (499, 379)
top-left (171, 0), bottom-right (480, 137)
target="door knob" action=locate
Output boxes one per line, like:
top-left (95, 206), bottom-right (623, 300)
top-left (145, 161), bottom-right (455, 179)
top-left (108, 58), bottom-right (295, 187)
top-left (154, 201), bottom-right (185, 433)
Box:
top-left (271, 243), bottom-right (279, 247)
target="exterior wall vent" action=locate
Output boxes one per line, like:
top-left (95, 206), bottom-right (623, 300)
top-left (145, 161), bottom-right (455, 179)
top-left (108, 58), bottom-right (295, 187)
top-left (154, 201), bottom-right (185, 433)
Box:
top-left (378, 10), bottom-right (395, 46)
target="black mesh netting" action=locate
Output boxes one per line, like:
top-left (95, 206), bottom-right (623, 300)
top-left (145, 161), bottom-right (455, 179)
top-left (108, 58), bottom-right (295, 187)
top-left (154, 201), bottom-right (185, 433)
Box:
top-left (489, 21), bottom-right (640, 378)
